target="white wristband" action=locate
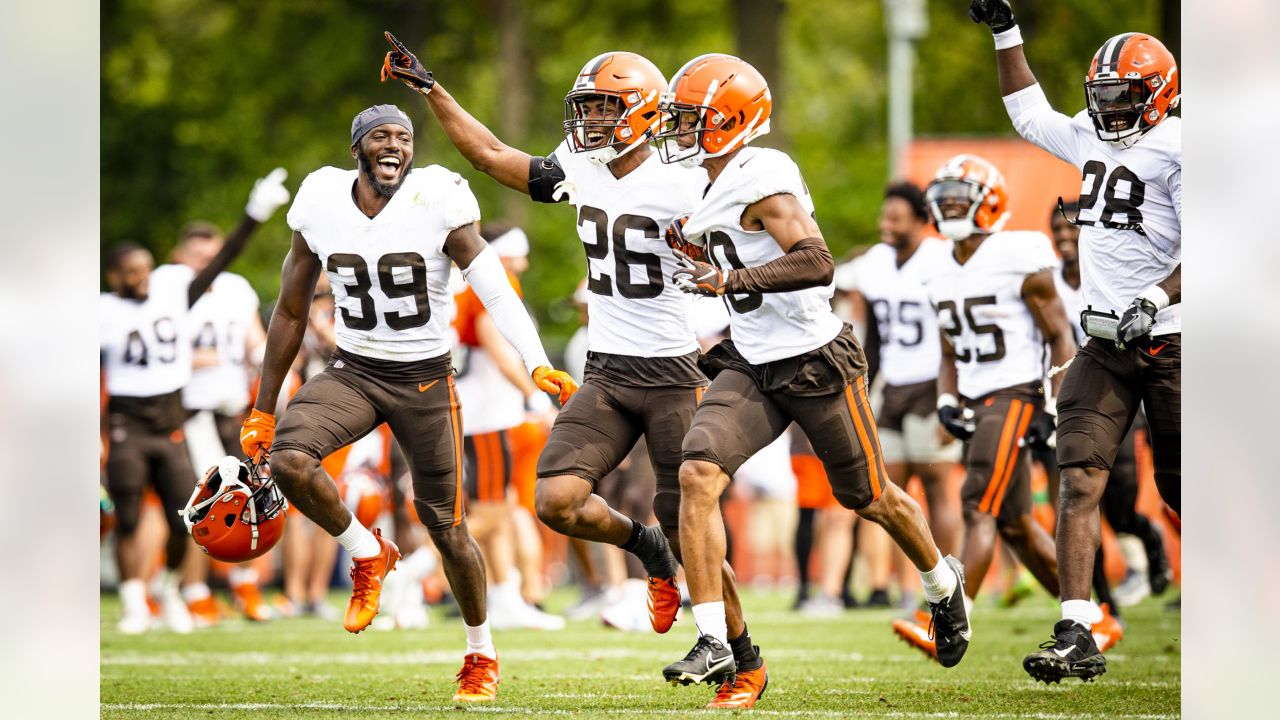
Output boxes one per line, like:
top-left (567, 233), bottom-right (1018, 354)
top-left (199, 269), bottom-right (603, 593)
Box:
top-left (937, 393), bottom-right (960, 411)
top-left (994, 25), bottom-right (1023, 51)
top-left (1137, 285), bottom-right (1170, 311)
top-left (1043, 396), bottom-right (1057, 418)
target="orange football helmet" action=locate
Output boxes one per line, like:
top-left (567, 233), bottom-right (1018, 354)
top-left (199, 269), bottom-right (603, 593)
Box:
top-left (563, 52), bottom-right (667, 165)
top-left (1085, 32), bottom-right (1179, 148)
top-left (339, 467), bottom-right (387, 529)
top-left (182, 457), bottom-right (287, 562)
top-left (655, 54), bottom-right (772, 167)
top-left (925, 154), bottom-right (1010, 241)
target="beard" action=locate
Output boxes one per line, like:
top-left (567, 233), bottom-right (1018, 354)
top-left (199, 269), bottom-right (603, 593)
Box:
top-left (357, 151), bottom-right (413, 199)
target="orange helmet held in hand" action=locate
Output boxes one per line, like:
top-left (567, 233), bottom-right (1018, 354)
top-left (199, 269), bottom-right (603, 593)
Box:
top-left (563, 52), bottom-right (668, 165)
top-left (655, 54), bottom-right (772, 167)
top-left (1085, 32), bottom-right (1180, 149)
top-left (182, 457), bottom-right (287, 562)
top-left (925, 154), bottom-right (1010, 241)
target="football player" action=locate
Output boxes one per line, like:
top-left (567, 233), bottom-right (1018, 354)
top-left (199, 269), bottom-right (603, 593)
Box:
top-left (101, 169), bottom-right (288, 634)
top-left (970, 0), bottom-right (1181, 683)
top-left (173, 222), bottom-right (273, 624)
top-left (239, 104), bottom-right (574, 703)
top-left (889, 155), bottom-right (1087, 659)
top-left (655, 55), bottom-right (969, 708)
top-left (381, 34), bottom-right (759, 677)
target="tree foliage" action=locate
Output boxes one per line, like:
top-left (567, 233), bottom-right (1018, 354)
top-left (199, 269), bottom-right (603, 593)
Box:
top-left (103, 0), bottom-right (1166, 347)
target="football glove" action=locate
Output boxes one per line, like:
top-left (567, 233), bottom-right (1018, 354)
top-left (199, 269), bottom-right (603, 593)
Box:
top-left (968, 0), bottom-right (1016, 33)
top-left (672, 249), bottom-right (726, 297)
top-left (240, 409), bottom-right (276, 462)
top-left (532, 366), bottom-right (579, 405)
top-left (245, 167), bottom-right (290, 222)
top-left (381, 31), bottom-right (435, 95)
top-left (1116, 297), bottom-right (1158, 349)
top-left (665, 217), bottom-right (705, 262)
top-left (938, 405), bottom-right (977, 442)
top-left (1023, 410), bottom-right (1057, 451)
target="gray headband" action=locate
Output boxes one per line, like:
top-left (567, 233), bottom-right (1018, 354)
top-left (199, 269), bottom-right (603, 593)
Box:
top-left (350, 104), bottom-right (414, 145)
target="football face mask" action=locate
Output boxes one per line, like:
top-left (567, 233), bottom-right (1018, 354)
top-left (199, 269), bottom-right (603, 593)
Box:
top-left (182, 456), bottom-right (288, 562)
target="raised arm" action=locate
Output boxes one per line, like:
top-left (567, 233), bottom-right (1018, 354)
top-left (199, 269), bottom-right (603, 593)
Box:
top-left (381, 32), bottom-right (533, 194)
top-left (187, 168), bottom-right (291, 306)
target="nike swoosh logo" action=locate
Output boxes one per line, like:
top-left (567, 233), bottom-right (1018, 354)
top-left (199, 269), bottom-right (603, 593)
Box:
top-left (1053, 647), bottom-right (1075, 658)
top-left (1147, 342), bottom-right (1169, 356)
top-left (418, 380), bottom-right (440, 393)
top-left (739, 155), bottom-right (756, 168)
top-left (707, 653), bottom-right (733, 670)
top-left (243, 431), bottom-right (258, 440)
top-left (959, 628), bottom-right (972, 641)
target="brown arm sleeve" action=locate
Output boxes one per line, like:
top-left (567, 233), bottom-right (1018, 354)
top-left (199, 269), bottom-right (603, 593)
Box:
top-left (723, 237), bottom-right (834, 294)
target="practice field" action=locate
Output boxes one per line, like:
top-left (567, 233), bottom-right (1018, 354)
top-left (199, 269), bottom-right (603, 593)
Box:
top-left (101, 591), bottom-right (1180, 719)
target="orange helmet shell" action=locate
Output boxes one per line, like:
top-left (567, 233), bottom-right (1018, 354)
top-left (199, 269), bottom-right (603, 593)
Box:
top-left (563, 52), bottom-right (667, 163)
top-left (656, 54), bottom-right (772, 165)
top-left (926, 154), bottom-right (1011, 238)
top-left (183, 458), bottom-right (287, 563)
top-left (1085, 33), bottom-right (1179, 147)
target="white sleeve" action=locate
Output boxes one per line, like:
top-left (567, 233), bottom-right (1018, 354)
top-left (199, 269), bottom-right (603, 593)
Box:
top-left (1002, 84), bottom-right (1083, 166)
top-left (444, 173), bottom-right (482, 230)
top-left (1168, 167), bottom-right (1182, 228)
top-left (460, 247), bottom-right (551, 374)
top-left (1020, 233), bottom-right (1059, 275)
top-left (834, 258), bottom-right (861, 292)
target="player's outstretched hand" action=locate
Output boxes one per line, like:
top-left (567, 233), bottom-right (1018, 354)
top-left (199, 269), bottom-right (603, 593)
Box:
top-left (533, 366), bottom-right (579, 405)
top-left (245, 167), bottom-right (290, 222)
top-left (664, 217), bottom-right (705, 262)
top-left (938, 405), bottom-right (977, 442)
top-left (1116, 297), bottom-right (1158, 349)
top-left (672, 249), bottom-right (725, 297)
top-left (968, 0), bottom-right (1016, 33)
top-left (382, 31), bottom-right (435, 95)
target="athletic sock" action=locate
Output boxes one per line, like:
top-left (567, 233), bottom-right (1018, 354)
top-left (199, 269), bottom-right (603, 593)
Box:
top-left (228, 566), bottom-right (259, 588)
top-left (1061, 599), bottom-right (1103, 629)
top-left (465, 620), bottom-right (497, 660)
top-left (691, 601), bottom-right (729, 646)
top-left (334, 514), bottom-right (381, 559)
top-left (728, 624), bottom-right (762, 671)
top-left (620, 518), bottom-right (678, 578)
top-left (180, 582), bottom-right (211, 604)
top-left (920, 554), bottom-right (958, 604)
top-left (120, 578), bottom-right (148, 615)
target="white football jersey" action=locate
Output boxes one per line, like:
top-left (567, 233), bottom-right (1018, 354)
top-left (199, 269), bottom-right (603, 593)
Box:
top-left (286, 165), bottom-right (480, 362)
top-left (842, 238), bottom-right (954, 386)
top-left (100, 263), bottom-right (195, 398)
top-left (923, 231), bottom-right (1058, 400)
top-left (1005, 84), bottom-right (1181, 335)
top-left (548, 141), bottom-right (703, 357)
top-left (682, 147), bottom-right (843, 365)
top-left (1053, 265), bottom-right (1087, 346)
top-left (183, 272), bottom-right (260, 413)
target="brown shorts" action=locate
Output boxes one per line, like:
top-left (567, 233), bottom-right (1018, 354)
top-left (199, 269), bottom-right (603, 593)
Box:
top-left (464, 429), bottom-right (513, 503)
top-left (1056, 335), bottom-right (1180, 512)
top-left (536, 360), bottom-right (705, 531)
top-left (877, 379), bottom-right (936, 432)
top-left (105, 392), bottom-right (196, 537)
top-left (272, 349), bottom-right (463, 531)
top-left (959, 382), bottom-right (1043, 525)
top-left (683, 326), bottom-right (888, 511)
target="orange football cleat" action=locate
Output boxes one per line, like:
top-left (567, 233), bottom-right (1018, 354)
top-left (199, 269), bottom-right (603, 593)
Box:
top-left (707, 661), bottom-right (769, 709)
top-left (233, 582), bottom-right (271, 622)
top-left (647, 577), bottom-right (680, 634)
top-left (187, 596), bottom-right (222, 627)
top-left (344, 528), bottom-right (401, 633)
top-left (452, 653), bottom-right (500, 702)
top-left (1092, 603), bottom-right (1124, 653)
top-left (892, 616), bottom-right (938, 661)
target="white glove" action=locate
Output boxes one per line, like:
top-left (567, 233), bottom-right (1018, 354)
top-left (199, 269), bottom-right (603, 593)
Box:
top-left (245, 167), bottom-right (291, 222)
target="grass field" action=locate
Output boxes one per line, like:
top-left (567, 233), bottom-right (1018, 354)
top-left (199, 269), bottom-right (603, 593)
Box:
top-left (101, 590), bottom-right (1180, 719)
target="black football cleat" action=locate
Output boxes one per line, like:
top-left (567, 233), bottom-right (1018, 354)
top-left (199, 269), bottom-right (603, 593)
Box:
top-left (929, 555), bottom-right (971, 668)
top-left (1023, 619), bottom-right (1108, 684)
top-left (662, 635), bottom-right (736, 686)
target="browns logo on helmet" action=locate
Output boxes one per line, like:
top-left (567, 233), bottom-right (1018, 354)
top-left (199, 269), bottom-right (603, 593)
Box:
top-left (1085, 32), bottom-right (1179, 148)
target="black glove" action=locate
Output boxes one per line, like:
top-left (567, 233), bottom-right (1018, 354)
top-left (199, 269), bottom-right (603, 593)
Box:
top-left (968, 0), bottom-right (1016, 33)
top-left (1023, 410), bottom-right (1056, 451)
top-left (672, 249), bottom-right (726, 297)
top-left (382, 31), bottom-right (435, 95)
top-left (938, 405), bottom-right (977, 442)
top-left (1116, 297), bottom-right (1158, 349)
top-left (665, 217), bottom-right (705, 262)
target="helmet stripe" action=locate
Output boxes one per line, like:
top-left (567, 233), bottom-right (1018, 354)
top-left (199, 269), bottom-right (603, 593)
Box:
top-left (574, 52), bottom-right (614, 90)
top-left (1100, 33), bottom-right (1136, 74)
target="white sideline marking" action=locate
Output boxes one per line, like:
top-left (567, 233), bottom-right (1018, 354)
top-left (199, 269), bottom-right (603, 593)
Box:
top-left (100, 704), bottom-right (1177, 719)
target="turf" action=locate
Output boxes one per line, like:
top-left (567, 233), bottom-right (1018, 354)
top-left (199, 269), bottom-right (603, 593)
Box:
top-left (101, 590), bottom-right (1180, 719)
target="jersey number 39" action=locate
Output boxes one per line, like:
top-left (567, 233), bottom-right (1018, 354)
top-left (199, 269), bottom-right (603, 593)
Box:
top-left (327, 252), bottom-right (430, 331)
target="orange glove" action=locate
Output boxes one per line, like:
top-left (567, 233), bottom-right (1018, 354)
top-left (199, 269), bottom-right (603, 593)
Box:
top-left (240, 409), bottom-right (276, 461)
top-left (532, 366), bottom-right (579, 405)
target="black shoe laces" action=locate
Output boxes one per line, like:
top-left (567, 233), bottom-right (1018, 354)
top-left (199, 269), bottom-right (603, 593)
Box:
top-left (681, 636), bottom-right (717, 663)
